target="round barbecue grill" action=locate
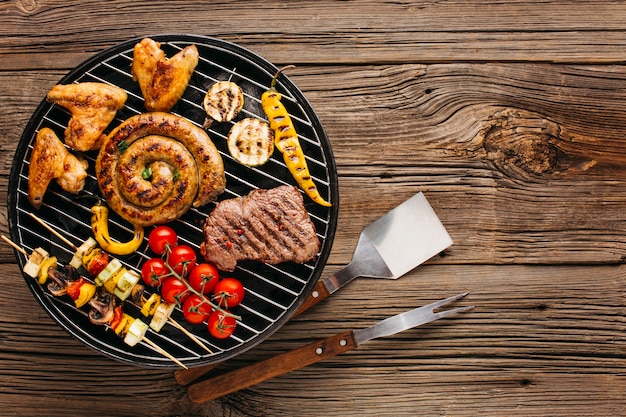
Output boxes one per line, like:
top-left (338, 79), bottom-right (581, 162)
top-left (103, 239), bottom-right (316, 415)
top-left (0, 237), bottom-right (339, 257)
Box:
top-left (7, 34), bottom-right (338, 368)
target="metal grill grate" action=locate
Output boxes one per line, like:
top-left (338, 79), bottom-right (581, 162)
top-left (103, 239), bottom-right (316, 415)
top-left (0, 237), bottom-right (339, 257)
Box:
top-left (8, 35), bottom-right (338, 368)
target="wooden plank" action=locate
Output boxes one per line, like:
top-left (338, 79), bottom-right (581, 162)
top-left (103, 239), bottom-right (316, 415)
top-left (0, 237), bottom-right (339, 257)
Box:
top-left (2, 3), bottom-right (626, 414)
top-left (3, 1), bottom-right (626, 68)
top-left (1, 262), bottom-right (624, 416)
top-left (3, 63), bottom-right (626, 265)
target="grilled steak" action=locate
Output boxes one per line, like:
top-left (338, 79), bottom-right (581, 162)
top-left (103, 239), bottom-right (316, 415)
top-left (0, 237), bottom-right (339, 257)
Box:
top-left (200, 185), bottom-right (320, 271)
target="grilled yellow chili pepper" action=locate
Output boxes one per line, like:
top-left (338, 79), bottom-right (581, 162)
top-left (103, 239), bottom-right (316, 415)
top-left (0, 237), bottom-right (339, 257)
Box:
top-left (261, 66), bottom-right (332, 207)
top-left (91, 204), bottom-right (144, 256)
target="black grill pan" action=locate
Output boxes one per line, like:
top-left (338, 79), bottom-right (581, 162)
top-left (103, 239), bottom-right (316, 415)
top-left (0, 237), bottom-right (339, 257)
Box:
top-left (7, 34), bottom-right (338, 368)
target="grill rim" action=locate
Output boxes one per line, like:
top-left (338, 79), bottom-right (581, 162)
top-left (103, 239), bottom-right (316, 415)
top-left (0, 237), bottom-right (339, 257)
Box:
top-left (7, 34), bottom-right (339, 368)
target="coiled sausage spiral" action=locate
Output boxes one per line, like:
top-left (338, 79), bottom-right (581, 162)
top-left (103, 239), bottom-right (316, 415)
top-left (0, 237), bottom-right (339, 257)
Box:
top-left (96, 112), bottom-right (226, 226)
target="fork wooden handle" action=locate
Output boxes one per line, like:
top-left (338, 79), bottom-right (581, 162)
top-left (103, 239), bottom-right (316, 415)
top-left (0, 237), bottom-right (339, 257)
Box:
top-left (187, 330), bottom-right (357, 404)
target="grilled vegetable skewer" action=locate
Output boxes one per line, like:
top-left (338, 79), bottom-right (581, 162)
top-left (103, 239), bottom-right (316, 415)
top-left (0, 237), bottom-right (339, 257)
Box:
top-left (261, 66), bottom-right (332, 207)
top-left (27, 213), bottom-right (215, 352)
top-left (52, 267), bottom-right (186, 368)
top-left (3, 235), bottom-right (97, 307)
top-left (2, 236), bottom-right (187, 368)
top-left (27, 212), bottom-right (237, 351)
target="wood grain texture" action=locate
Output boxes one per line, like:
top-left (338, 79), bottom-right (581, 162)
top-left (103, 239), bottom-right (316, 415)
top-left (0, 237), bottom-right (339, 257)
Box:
top-left (3, 1), bottom-right (626, 69)
top-left (1, 1), bottom-right (626, 416)
top-left (1, 262), bottom-right (625, 416)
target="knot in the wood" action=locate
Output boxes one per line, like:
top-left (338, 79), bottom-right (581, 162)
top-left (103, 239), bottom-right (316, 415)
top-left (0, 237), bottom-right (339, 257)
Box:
top-left (480, 109), bottom-right (561, 177)
top-left (16, 0), bottom-right (38, 14)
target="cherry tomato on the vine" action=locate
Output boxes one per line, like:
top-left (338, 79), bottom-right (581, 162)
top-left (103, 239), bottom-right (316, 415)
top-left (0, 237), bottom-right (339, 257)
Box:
top-left (213, 277), bottom-right (244, 309)
top-left (182, 294), bottom-right (212, 324)
top-left (161, 277), bottom-right (190, 304)
top-left (148, 225), bottom-right (178, 255)
top-left (167, 244), bottom-right (197, 276)
top-left (141, 258), bottom-right (169, 287)
top-left (188, 263), bottom-right (219, 294)
top-left (207, 310), bottom-right (236, 339)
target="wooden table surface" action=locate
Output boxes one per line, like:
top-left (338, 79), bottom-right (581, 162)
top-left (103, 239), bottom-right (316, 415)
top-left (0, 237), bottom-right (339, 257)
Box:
top-left (2, 1), bottom-right (626, 416)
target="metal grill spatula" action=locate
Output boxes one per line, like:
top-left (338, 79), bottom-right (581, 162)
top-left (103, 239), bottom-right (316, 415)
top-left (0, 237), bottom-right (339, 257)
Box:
top-left (175, 191), bottom-right (452, 386)
top-left (294, 191), bottom-right (453, 316)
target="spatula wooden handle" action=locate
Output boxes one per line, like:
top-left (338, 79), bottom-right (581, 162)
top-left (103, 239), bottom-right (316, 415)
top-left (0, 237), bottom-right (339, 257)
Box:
top-left (187, 330), bottom-right (357, 404)
top-left (292, 279), bottom-right (332, 317)
top-left (175, 279), bottom-right (333, 385)
top-left (174, 362), bottom-right (219, 386)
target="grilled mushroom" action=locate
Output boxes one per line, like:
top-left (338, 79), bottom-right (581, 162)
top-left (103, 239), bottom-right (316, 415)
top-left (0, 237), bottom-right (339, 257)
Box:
top-left (46, 265), bottom-right (79, 296)
top-left (88, 287), bottom-right (117, 325)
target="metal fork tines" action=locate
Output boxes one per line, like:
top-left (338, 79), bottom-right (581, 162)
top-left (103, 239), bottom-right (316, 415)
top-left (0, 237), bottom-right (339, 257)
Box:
top-left (353, 292), bottom-right (473, 346)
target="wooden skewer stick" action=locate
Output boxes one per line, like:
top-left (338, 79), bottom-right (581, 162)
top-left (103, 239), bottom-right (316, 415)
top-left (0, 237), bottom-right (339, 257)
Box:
top-left (2, 233), bottom-right (188, 369)
top-left (28, 213), bottom-right (78, 250)
top-left (1, 235), bottom-right (28, 256)
top-left (169, 317), bottom-right (213, 354)
top-left (28, 212), bottom-right (213, 357)
top-left (143, 336), bottom-right (188, 369)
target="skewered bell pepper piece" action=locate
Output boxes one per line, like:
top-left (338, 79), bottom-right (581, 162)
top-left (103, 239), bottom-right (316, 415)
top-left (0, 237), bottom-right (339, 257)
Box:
top-left (66, 277), bottom-right (97, 308)
top-left (113, 312), bottom-right (134, 336)
top-left (109, 305), bottom-right (124, 331)
top-left (137, 292), bottom-right (176, 332)
top-left (261, 66), bottom-right (332, 207)
top-left (37, 256), bottom-right (58, 285)
top-left (23, 247), bottom-right (50, 279)
top-left (140, 293), bottom-right (161, 317)
top-left (91, 204), bottom-right (144, 256)
top-left (82, 247), bottom-right (110, 276)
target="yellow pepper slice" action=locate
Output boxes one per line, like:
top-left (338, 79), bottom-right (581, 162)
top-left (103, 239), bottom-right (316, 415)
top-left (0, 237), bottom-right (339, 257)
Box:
top-left (37, 256), bottom-right (58, 285)
top-left (103, 269), bottom-right (123, 295)
top-left (74, 282), bottom-right (96, 308)
top-left (114, 313), bottom-right (134, 336)
top-left (140, 293), bottom-right (161, 317)
top-left (91, 204), bottom-right (144, 256)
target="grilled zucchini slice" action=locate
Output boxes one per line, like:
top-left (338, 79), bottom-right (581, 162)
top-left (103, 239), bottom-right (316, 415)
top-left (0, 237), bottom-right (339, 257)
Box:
top-left (227, 117), bottom-right (274, 166)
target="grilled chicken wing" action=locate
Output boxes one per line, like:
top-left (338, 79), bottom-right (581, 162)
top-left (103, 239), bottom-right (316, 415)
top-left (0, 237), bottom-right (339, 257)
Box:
top-left (132, 38), bottom-right (199, 112)
top-left (28, 127), bottom-right (89, 209)
top-left (46, 82), bottom-right (127, 152)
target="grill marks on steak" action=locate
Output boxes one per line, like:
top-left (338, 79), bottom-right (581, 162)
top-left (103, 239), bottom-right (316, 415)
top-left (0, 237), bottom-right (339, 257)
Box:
top-left (200, 186), bottom-right (321, 272)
